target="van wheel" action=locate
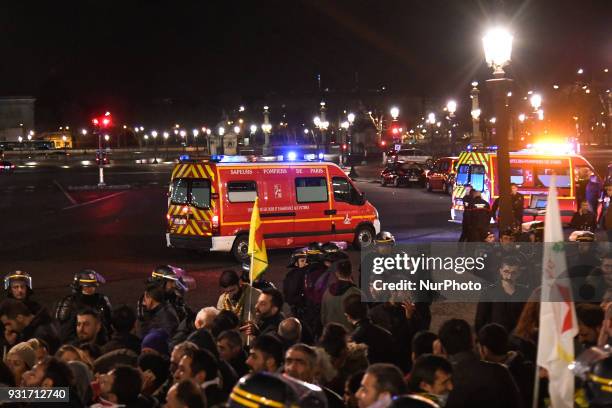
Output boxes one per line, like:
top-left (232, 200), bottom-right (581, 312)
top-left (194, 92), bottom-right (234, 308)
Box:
top-left (231, 234), bottom-right (250, 263)
top-left (446, 183), bottom-right (453, 195)
top-left (353, 225), bottom-right (375, 250)
top-left (380, 177), bottom-right (387, 187)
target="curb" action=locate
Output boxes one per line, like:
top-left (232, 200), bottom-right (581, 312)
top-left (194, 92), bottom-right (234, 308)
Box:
top-left (67, 184), bottom-right (132, 191)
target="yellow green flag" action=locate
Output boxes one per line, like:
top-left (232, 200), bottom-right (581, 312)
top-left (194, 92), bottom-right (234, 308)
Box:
top-left (248, 197), bottom-right (268, 282)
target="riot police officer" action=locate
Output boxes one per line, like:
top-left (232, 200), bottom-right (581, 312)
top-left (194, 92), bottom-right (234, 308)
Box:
top-left (3, 270), bottom-right (41, 314)
top-left (137, 265), bottom-right (192, 322)
top-left (228, 372), bottom-right (328, 408)
top-left (55, 269), bottom-right (112, 342)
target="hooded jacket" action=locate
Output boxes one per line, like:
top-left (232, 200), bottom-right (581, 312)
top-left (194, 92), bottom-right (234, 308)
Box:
top-left (321, 280), bottom-right (362, 331)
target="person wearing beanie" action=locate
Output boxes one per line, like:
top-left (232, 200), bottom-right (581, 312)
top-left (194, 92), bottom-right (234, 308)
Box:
top-left (141, 328), bottom-right (170, 356)
top-left (5, 341), bottom-right (36, 385)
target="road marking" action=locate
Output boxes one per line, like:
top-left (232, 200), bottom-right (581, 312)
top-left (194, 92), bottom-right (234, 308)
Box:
top-left (62, 191), bottom-right (127, 211)
top-left (53, 180), bottom-right (78, 205)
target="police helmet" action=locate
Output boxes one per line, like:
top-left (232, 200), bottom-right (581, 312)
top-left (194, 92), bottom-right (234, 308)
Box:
top-left (375, 231), bottom-right (395, 246)
top-left (288, 249), bottom-right (308, 268)
top-left (72, 269), bottom-right (105, 291)
top-left (323, 250), bottom-right (349, 263)
top-left (151, 265), bottom-right (188, 292)
top-left (228, 372), bottom-right (327, 408)
top-left (321, 242), bottom-right (340, 253)
top-left (389, 395), bottom-right (440, 408)
top-left (586, 355), bottom-right (612, 405)
top-left (4, 270), bottom-right (33, 291)
top-left (569, 231), bottom-right (596, 242)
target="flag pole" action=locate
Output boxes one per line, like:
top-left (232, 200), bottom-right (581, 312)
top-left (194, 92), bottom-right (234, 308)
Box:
top-left (246, 250), bottom-right (255, 347)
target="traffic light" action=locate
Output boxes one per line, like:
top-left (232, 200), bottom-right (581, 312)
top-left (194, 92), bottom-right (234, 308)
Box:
top-left (92, 112), bottom-right (113, 129)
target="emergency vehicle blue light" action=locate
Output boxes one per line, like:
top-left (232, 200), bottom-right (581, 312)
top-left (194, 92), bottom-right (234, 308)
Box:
top-left (287, 151), bottom-right (297, 161)
top-left (318, 152), bottom-right (324, 160)
top-left (179, 154), bottom-right (190, 161)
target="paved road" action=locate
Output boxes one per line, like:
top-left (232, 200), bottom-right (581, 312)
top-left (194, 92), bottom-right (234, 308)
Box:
top-left (0, 164), bottom-right (472, 329)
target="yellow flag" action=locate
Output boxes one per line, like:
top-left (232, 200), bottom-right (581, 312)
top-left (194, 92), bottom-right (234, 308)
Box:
top-left (248, 197), bottom-right (268, 282)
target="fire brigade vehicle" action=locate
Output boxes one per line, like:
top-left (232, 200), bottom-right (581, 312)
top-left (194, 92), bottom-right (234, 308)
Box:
top-left (166, 156), bottom-right (381, 261)
top-left (450, 143), bottom-right (597, 224)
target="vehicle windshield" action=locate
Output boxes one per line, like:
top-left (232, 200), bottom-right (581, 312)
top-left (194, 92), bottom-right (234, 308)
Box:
top-left (455, 164), bottom-right (485, 191)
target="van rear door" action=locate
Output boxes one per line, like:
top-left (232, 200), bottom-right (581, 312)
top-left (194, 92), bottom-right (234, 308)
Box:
top-left (291, 166), bottom-right (335, 245)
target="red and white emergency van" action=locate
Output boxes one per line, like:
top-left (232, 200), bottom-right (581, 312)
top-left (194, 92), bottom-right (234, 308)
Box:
top-left (450, 144), bottom-right (597, 224)
top-left (166, 157), bottom-right (381, 260)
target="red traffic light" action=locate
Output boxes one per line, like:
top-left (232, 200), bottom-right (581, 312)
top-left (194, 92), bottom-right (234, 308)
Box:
top-left (92, 112), bottom-right (113, 129)
top-left (342, 144), bottom-right (348, 150)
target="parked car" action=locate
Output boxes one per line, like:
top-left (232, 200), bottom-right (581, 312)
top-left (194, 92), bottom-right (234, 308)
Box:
top-left (0, 160), bottom-right (16, 174)
top-left (426, 156), bottom-right (458, 194)
top-left (95, 150), bottom-right (109, 165)
top-left (380, 162), bottom-right (426, 187)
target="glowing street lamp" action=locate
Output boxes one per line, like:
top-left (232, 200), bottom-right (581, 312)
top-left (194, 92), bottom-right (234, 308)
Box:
top-left (250, 124), bottom-right (258, 134)
top-left (482, 27), bottom-right (513, 77)
top-left (390, 107), bottom-right (400, 120)
top-left (471, 109), bottom-right (481, 120)
top-left (518, 113), bottom-right (526, 122)
top-left (446, 100), bottom-right (457, 116)
top-left (482, 25), bottom-right (514, 234)
top-left (233, 126), bottom-right (240, 134)
top-left (427, 113), bottom-right (436, 125)
top-left (81, 129), bottom-right (88, 135)
top-left (218, 127), bottom-right (225, 136)
top-left (347, 113), bottom-right (356, 124)
top-left (530, 93), bottom-right (542, 110)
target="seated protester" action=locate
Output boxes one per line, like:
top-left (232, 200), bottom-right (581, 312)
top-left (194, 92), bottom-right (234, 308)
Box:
top-left (283, 343), bottom-right (344, 408)
top-left (27, 338), bottom-right (50, 363)
top-left (171, 306), bottom-right (218, 349)
top-left (411, 331), bottom-right (439, 363)
top-left (5, 341), bottom-right (36, 385)
top-left (477, 323), bottom-right (534, 408)
top-left (4, 270), bottom-right (42, 314)
top-left (344, 371), bottom-right (365, 408)
top-left (79, 342), bottom-right (102, 363)
top-left (216, 330), bottom-right (249, 378)
top-left (242, 288), bottom-right (285, 339)
top-left (246, 334), bottom-right (284, 374)
top-left (166, 379), bottom-right (207, 408)
top-left (356, 363), bottom-right (407, 408)
top-left (154, 341), bottom-right (199, 405)
top-left (74, 308), bottom-right (108, 347)
top-left (321, 259), bottom-right (363, 331)
top-left (570, 201), bottom-right (597, 232)
top-left (343, 294), bottom-right (398, 365)
top-left (217, 270), bottom-right (260, 326)
top-left (102, 304), bottom-right (141, 354)
top-left (585, 254), bottom-right (612, 302)
top-left (318, 323), bottom-right (369, 395)
top-left (138, 352), bottom-right (170, 403)
top-left (22, 356), bottom-right (83, 407)
top-left (576, 303), bottom-right (604, 351)
top-left (92, 365), bottom-right (149, 408)
top-left (277, 317), bottom-right (303, 351)
top-left (141, 329), bottom-right (170, 356)
top-left (474, 256), bottom-right (530, 333)
top-left (407, 354), bottom-right (453, 407)
top-left (210, 309), bottom-right (240, 339)
top-left (56, 344), bottom-right (93, 367)
top-left (138, 281), bottom-right (179, 339)
top-left (438, 318), bottom-right (521, 408)
top-left (68, 360), bottom-right (94, 406)
top-left (174, 348), bottom-right (225, 407)
top-left (186, 328), bottom-right (238, 397)
top-left (0, 298), bottom-right (60, 354)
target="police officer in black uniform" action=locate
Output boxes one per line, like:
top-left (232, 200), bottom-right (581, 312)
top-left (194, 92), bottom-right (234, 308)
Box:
top-left (55, 269), bottom-right (112, 342)
top-left (137, 265), bottom-right (192, 323)
top-left (3, 270), bottom-right (42, 314)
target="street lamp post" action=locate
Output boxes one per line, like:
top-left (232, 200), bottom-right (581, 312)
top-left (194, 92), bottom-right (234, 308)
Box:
top-left (163, 132), bottom-right (169, 159)
top-left (483, 26), bottom-right (514, 234)
top-left (179, 130), bottom-right (187, 153)
top-left (192, 129), bottom-right (199, 153)
top-left (151, 131), bottom-right (158, 164)
top-left (262, 106), bottom-right (271, 155)
top-left (446, 100), bottom-right (457, 153)
top-left (347, 113), bottom-right (358, 178)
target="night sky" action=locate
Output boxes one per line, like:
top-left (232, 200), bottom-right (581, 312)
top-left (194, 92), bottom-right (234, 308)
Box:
top-left (0, 0), bottom-right (610, 125)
